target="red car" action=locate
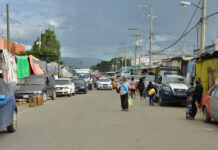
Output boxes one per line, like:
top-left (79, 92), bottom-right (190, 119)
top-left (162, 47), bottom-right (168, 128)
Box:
top-left (201, 84), bottom-right (218, 123)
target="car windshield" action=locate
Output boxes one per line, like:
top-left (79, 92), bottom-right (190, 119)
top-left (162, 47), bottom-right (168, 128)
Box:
top-left (145, 76), bottom-right (155, 81)
top-left (55, 80), bottom-right (70, 85)
top-left (19, 77), bottom-right (45, 85)
top-left (99, 79), bottom-right (110, 82)
top-left (163, 77), bottom-right (186, 84)
top-left (132, 76), bottom-right (141, 80)
top-left (74, 80), bottom-right (85, 85)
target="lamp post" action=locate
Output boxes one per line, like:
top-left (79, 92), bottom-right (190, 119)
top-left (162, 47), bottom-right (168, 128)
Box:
top-left (180, 0), bottom-right (206, 54)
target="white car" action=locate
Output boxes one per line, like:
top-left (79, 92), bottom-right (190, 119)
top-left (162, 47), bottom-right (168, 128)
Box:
top-left (97, 78), bottom-right (112, 90)
top-left (55, 78), bottom-right (75, 97)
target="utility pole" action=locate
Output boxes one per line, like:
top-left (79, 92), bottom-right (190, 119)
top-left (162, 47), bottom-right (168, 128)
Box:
top-left (149, 7), bottom-right (153, 68)
top-left (39, 24), bottom-right (42, 48)
top-left (197, 25), bottom-right (199, 50)
top-left (120, 43), bottom-right (127, 71)
top-left (6, 3), bottom-right (10, 53)
top-left (1, 0), bottom-right (4, 38)
top-left (138, 4), bottom-right (157, 68)
top-left (80, 61), bottom-right (82, 69)
top-left (200, 0), bottom-right (206, 54)
top-left (128, 28), bottom-right (138, 66)
top-left (57, 46), bottom-right (61, 78)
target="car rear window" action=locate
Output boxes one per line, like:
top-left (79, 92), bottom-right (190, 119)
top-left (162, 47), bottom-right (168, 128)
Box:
top-left (19, 77), bottom-right (45, 85)
top-left (55, 80), bottom-right (70, 85)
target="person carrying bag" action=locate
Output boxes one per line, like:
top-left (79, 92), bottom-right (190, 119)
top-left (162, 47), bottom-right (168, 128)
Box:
top-left (117, 77), bottom-right (130, 111)
top-left (146, 81), bottom-right (156, 106)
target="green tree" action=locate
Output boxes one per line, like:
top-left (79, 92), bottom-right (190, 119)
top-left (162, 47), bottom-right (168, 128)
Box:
top-left (32, 29), bottom-right (61, 51)
top-left (17, 28), bottom-right (61, 63)
top-left (91, 57), bottom-right (132, 72)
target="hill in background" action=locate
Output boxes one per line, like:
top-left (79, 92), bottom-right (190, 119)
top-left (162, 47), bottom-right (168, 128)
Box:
top-left (61, 57), bottom-right (102, 68)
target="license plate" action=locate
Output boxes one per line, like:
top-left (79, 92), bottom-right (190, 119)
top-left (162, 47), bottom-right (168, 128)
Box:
top-left (23, 95), bottom-right (29, 98)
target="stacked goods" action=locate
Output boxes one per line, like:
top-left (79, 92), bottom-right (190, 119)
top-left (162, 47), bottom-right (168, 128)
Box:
top-left (28, 96), bottom-right (43, 107)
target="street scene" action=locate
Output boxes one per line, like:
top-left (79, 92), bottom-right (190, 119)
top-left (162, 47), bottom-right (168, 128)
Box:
top-left (0, 0), bottom-right (218, 150)
top-left (1, 90), bottom-right (218, 150)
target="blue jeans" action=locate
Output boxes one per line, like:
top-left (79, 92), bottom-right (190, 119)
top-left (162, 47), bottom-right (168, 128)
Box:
top-left (149, 94), bottom-right (155, 106)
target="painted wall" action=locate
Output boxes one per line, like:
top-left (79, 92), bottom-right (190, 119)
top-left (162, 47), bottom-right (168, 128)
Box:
top-left (0, 38), bottom-right (25, 54)
top-left (196, 58), bottom-right (218, 94)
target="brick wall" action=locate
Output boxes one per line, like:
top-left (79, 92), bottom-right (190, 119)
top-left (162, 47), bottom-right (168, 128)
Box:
top-left (0, 38), bottom-right (25, 54)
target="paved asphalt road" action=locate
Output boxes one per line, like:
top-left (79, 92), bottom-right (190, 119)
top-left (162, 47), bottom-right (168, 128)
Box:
top-left (1, 90), bottom-right (218, 150)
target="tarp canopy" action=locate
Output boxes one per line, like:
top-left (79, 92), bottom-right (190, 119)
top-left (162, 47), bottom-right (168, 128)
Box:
top-left (16, 56), bottom-right (30, 79)
top-left (33, 59), bottom-right (48, 75)
top-left (1, 49), bottom-right (18, 92)
top-left (61, 67), bottom-right (72, 78)
top-left (48, 62), bottom-right (58, 75)
top-left (29, 55), bottom-right (44, 75)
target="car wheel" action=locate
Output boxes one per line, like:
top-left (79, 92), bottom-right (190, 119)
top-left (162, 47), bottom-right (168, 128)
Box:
top-left (159, 96), bottom-right (164, 106)
top-left (7, 111), bottom-right (17, 133)
top-left (43, 92), bottom-right (47, 102)
top-left (68, 93), bottom-right (72, 97)
top-left (51, 90), bottom-right (56, 100)
top-left (203, 107), bottom-right (211, 123)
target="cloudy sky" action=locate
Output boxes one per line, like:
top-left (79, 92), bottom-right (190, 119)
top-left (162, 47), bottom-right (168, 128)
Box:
top-left (2, 0), bottom-right (218, 60)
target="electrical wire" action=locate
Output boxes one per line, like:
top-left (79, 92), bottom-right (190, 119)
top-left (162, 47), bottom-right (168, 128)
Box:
top-left (154, 0), bottom-right (202, 53)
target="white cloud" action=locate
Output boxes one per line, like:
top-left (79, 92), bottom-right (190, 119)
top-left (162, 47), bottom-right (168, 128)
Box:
top-left (10, 23), bottom-right (38, 43)
top-left (48, 20), bottom-right (59, 27)
top-left (24, 45), bottom-right (32, 51)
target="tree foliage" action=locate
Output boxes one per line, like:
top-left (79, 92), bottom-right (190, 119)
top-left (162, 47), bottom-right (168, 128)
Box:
top-left (91, 57), bottom-right (131, 72)
top-left (17, 29), bottom-right (61, 63)
top-left (32, 29), bottom-right (61, 51)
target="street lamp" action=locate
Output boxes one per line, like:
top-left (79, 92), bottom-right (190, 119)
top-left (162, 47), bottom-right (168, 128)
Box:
top-left (180, 0), bottom-right (206, 54)
top-left (180, 1), bottom-right (202, 9)
top-left (180, 1), bottom-right (191, 6)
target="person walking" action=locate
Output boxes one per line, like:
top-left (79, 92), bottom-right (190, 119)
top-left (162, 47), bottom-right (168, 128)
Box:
top-left (129, 77), bottom-right (136, 99)
top-left (117, 77), bottom-right (130, 111)
top-left (137, 78), bottom-right (145, 100)
top-left (186, 92), bottom-right (193, 120)
top-left (191, 77), bottom-right (203, 119)
top-left (146, 81), bottom-right (155, 106)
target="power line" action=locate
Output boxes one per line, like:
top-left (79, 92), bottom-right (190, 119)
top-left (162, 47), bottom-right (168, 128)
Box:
top-left (154, 0), bottom-right (201, 53)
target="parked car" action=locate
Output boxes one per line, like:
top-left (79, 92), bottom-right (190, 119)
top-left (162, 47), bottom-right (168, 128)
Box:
top-left (73, 79), bottom-right (87, 94)
top-left (96, 78), bottom-right (112, 90)
top-left (55, 78), bottom-right (75, 97)
top-left (15, 75), bottom-right (56, 102)
top-left (144, 75), bottom-right (155, 89)
top-left (155, 74), bottom-right (189, 106)
top-left (130, 75), bottom-right (143, 85)
top-left (0, 78), bottom-right (17, 132)
top-left (201, 84), bottom-right (218, 123)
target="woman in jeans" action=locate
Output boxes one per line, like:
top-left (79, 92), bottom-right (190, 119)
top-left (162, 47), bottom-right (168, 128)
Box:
top-left (146, 81), bottom-right (155, 106)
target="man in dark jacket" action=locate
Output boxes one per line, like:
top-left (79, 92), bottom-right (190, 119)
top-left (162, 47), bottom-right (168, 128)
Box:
top-left (193, 77), bottom-right (203, 105)
top-left (191, 77), bottom-right (203, 119)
